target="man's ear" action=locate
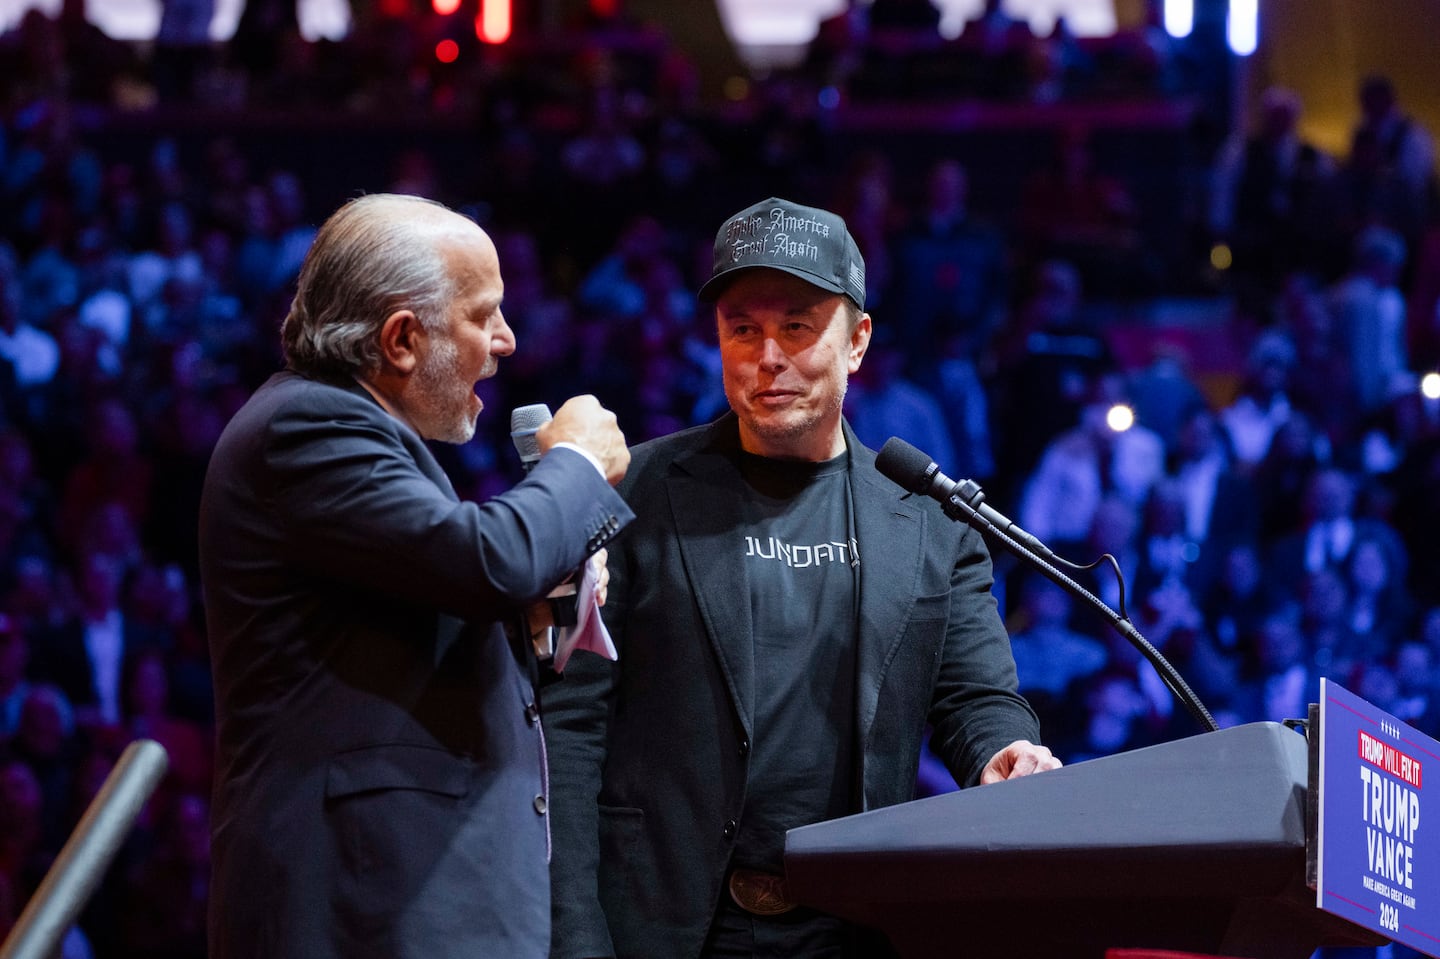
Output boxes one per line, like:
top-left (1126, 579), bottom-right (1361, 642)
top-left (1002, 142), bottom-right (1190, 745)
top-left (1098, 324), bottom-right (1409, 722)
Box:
top-left (848, 312), bottom-right (872, 374)
top-left (378, 310), bottom-right (423, 374)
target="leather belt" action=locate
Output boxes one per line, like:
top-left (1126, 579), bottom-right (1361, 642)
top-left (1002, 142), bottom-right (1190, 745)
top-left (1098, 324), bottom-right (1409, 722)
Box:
top-left (727, 868), bottom-right (797, 916)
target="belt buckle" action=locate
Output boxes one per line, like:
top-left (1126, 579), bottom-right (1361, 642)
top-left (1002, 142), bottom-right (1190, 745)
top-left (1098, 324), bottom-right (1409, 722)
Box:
top-left (728, 868), bottom-right (797, 916)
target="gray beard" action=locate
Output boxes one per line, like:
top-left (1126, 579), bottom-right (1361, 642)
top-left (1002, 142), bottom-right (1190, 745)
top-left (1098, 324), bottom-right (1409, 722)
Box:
top-left (413, 336), bottom-right (477, 444)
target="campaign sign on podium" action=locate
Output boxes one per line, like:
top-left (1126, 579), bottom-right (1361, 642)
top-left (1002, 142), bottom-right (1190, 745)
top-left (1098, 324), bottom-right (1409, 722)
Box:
top-left (1316, 678), bottom-right (1440, 957)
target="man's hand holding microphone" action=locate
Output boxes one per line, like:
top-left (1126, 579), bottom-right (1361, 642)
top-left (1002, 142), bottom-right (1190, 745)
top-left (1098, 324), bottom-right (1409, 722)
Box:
top-left (537, 394), bottom-right (630, 487)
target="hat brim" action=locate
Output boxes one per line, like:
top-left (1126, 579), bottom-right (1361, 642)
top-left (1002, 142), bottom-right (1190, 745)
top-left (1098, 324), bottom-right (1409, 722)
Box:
top-left (697, 264), bottom-right (852, 304)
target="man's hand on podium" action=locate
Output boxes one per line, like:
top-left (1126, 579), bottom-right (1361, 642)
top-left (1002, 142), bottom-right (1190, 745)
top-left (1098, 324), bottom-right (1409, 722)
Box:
top-left (979, 740), bottom-right (1062, 785)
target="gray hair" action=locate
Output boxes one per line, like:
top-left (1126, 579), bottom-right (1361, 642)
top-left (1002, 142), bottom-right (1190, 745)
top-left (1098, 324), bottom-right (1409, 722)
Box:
top-left (281, 193), bottom-right (473, 377)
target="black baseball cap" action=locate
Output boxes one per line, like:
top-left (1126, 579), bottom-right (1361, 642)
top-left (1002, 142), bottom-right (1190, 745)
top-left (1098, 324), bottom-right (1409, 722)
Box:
top-left (698, 197), bottom-right (867, 310)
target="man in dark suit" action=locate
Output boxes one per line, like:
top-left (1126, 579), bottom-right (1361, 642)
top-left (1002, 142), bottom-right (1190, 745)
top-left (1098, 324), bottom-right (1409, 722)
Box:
top-left (546, 197), bottom-right (1059, 959)
top-left (198, 193), bottom-right (634, 959)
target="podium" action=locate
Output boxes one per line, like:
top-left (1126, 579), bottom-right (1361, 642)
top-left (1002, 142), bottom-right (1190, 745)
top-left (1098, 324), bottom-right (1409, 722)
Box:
top-left (784, 722), bottom-right (1386, 959)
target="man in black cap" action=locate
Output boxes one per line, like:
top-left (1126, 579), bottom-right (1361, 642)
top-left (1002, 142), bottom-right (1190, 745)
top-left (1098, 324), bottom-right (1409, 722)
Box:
top-left (546, 197), bottom-right (1059, 959)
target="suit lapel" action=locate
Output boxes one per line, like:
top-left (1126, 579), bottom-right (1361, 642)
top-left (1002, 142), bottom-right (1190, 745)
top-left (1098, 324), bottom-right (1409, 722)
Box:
top-left (406, 435), bottom-right (459, 502)
top-left (342, 377), bottom-right (477, 671)
top-left (666, 424), bottom-right (756, 737)
top-left (848, 435), bottom-right (926, 788)
top-left (341, 376), bottom-right (460, 501)
top-left (661, 420), bottom-right (927, 763)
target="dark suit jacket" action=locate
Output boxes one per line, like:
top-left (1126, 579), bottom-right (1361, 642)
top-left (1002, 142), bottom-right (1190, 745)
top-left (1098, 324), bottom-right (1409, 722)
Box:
top-left (545, 414), bottom-right (1039, 959)
top-left (198, 371), bottom-right (631, 959)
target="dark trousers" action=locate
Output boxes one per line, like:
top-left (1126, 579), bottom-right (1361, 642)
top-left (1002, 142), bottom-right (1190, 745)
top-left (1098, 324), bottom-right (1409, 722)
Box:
top-left (701, 896), bottom-right (862, 959)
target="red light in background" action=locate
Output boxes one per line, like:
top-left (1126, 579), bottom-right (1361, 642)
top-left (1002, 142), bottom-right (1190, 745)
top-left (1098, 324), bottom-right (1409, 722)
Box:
top-left (379, 0), bottom-right (408, 16)
top-left (477, 0), bottom-right (511, 43)
top-left (435, 38), bottom-right (459, 62)
top-left (590, 0), bottom-right (617, 15)
top-left (433, 0), bottom-right (462, 15)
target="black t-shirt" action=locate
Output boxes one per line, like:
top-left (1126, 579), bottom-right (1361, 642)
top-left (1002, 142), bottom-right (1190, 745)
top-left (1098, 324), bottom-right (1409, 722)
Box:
top-left (731, 449), bottom-right (859, 872)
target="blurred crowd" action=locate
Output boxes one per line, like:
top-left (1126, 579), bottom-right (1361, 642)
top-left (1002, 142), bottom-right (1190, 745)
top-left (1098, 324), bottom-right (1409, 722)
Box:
top-left (807, 0), bottom-right (1199, 104)
top-left (2, 2), bottom-right (1439, 957)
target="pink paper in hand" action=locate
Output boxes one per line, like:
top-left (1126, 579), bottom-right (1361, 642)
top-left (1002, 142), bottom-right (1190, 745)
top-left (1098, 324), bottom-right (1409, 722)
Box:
top-left (552, 554), bottom-right (617, 672)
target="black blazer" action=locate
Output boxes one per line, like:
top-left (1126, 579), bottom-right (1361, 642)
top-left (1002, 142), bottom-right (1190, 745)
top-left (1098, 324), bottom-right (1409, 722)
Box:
top-left (199, 372), bottom-right (631, 959)
top-left (546, 414), bottom-right (1039, 959)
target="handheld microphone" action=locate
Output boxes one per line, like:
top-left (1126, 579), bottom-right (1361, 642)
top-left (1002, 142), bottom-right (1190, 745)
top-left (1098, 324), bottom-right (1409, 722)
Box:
top-left (875, 436), bottom-right (1058, 563)
top-left (509, 402), bottom-right (580, 630)
top-left (510, 403), bottom-right (553, 471)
